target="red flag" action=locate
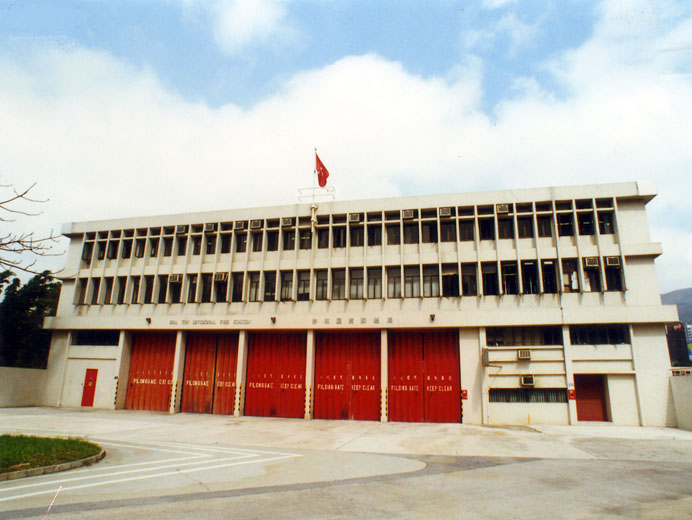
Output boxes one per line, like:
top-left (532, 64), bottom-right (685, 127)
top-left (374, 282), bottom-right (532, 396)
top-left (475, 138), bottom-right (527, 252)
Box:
top-left (315, 153), bottom-right (329, 188)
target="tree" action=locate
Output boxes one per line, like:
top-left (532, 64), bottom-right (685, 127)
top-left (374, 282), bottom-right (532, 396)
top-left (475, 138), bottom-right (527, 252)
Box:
top-left (1, 181), bottom-right (60, 274)
top-left (0, 270), bottom-right (61, 368)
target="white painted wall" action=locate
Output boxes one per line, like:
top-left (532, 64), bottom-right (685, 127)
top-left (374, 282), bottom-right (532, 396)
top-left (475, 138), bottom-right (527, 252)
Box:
top-left (60, 358), bottom-right (117, 409)
top-left (459, 328), bottom-right (482, 425)
top-left (606, 374), bottom-right (640, 425)
top-left (488, 403), bottom-right (570, 426)
top-left (670, 375), bottom-right (692, 431)
top-left (0, 367), bottom-right (49, 407)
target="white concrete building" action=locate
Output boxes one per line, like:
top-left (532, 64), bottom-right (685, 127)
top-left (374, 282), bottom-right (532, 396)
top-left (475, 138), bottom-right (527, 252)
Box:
top-left (40, 181), bottom-right (678, 426)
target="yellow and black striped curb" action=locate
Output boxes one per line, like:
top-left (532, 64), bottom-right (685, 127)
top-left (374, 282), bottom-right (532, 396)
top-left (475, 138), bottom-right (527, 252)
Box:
top-left (0, 449), bottom-right (106, 482)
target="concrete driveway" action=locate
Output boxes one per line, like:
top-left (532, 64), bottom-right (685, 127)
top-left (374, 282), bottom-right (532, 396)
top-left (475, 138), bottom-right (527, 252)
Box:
top-left (1, 408), bottom-right (692, 519)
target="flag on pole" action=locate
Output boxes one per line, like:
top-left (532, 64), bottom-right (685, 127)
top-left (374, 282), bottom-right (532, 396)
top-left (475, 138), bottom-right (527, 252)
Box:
top-left (315, 152), bottom-right (329, 188)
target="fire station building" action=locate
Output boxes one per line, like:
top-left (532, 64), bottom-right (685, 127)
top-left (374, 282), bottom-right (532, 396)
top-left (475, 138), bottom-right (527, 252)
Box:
top-left (42, 181), bottom-right (678, 426)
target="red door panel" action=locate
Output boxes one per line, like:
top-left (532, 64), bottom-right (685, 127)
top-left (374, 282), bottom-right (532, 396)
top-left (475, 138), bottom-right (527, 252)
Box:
top-left (181, 333), bottom-right (216, 413)
top-left (388, 332), bottom-right (424, 422)
top-left (125, 333), bottom-right (176, 412)
top-left (315, 333), bottom-right (350, 420)
top-left (81, 368), bottom-right (98, 407)
top-left (278, 333), bottom-right (307, 418)
top-left (575, 374), bottom-right (608, 421)
top-left (423, 330), bottom-right (461, 423)
top-left (213, 333), bottom-right (239, 415)
top-left (349, 332), bottom-right (380, 421)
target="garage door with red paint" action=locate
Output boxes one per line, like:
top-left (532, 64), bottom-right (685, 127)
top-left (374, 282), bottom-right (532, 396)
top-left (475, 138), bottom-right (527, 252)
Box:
top-left (125, 333), bottom-right (176, 412)
top-left (388, 330), bottom-right (461, 423)
top-left (574, 374), bottom-right (608, 421)
top-left (315, 332), bottom-right (380, 421)
top-left (181, 333), bottom-right (239, 415)
top-left (245, 332), bottom-right (306, 418)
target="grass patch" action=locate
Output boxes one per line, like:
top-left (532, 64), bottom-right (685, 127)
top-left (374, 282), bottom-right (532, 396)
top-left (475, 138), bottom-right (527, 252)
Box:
top-left (0, 435), bottom-right (101, 473)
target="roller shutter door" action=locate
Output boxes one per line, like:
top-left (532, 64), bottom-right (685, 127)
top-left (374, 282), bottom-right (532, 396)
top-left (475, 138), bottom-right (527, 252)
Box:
top-left (245, 332), bottom-right (306, 418)
top-left (388, 330), bottom-right (461, 423)
top-left (125, 333), bottom-right (176, 412)
top-left (213, 334), bottom-right (239, 415)
top-left (315, 332), bottom-right (380, 421)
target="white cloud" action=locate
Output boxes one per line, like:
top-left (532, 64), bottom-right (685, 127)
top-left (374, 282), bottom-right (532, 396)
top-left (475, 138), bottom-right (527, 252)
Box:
top-left (482, 0), bottom-right (517, 9)
top-left (212, 0), bottom-right (291, 54)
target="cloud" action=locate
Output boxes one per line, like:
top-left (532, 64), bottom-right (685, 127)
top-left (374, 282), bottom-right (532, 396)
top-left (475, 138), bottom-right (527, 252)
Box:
top-left (211, 0), bottom-right (292, 54)
top-left (1, 0), bottom-right (691, 291)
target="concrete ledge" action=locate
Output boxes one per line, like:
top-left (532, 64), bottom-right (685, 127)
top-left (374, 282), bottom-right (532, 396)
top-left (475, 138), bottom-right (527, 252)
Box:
top-left (0, 449), bottom-right (105, 482)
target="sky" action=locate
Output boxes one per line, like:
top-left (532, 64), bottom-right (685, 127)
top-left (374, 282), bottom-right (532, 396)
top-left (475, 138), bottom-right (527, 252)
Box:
top-left (1, 0), bottom-right (691, 293)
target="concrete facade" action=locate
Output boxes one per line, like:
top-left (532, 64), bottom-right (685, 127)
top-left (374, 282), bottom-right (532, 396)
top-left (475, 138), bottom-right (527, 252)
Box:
top-left (38, 181), bottom-right (678, 426)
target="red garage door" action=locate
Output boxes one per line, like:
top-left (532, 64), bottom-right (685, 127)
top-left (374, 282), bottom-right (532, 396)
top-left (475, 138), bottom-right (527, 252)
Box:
top-left (181, 333), bottom-right (239, 415)
top-left (245, 332), bottom-right (306, 418)
top-left (575, 374), bottom-right (608, 421)
top-left (388, 330), bottom-right (461, 423)
top-left (315, 332), bottom-right (380, 421)
top-left (125, 333), bottom-right (176, 412)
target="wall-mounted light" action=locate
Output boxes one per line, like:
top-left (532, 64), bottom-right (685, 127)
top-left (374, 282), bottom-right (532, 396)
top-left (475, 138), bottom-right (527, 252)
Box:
top-left (429, 314), bottom-right (435, 322)
top-left (146, 317), bottom-right (152, 324)
top-left (271, 316), bottom-right (276, 324)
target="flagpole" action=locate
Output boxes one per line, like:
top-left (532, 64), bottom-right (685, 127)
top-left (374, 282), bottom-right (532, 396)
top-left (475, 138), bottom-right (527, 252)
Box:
top-left (311, 148), bottom-right (317, 233)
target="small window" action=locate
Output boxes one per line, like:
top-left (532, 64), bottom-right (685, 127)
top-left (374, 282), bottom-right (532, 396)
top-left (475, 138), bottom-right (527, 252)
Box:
top-left (134, 239), bottom-right (145, 258)
top-left (367, 267), bottom-right (382, 299)
top-left (350, 227), bottom-right (364, 247)
top-left (220, 234), bottom-right (231, 254)
top-left (214, 276), bottom-right (227, 303)
top-left (315, 270), bottom-right (328, 300)
top-left (235, 232), bottom-right (247, 253)
top-left (280, 271), bottom-right (293, 301)
top-left (403, 223), bottom-right (419, 244)
top-left (97, 241), bottom-right (106, 260)
top-left (187, 274), bottom-right (197, 303)
top-left (81, 242), bottom-right (94, 265)
top-left (404, 266), bottom-right (420, 297)
top-left (541, 260), bottom-right (558, 294)
top-left (252, 233), bottom-right (263, 252)
top-left (299, 229), bottom-right (312, 250)
top-left (481, 263), bottom-right (499, 295)
top-left (517, 217), bottom-right (534, 239)
top-left (332, 227), bottom-right (346, 248)
top-left (317, 228), bottom-right (329, 248)
top-left (557, 214), bottom-right (574, 236)
top-left (116, 277), bottom-right (127, 304)
top-left (605, 264), bottom-right (623, 291)
top-left (143, 275), bottom-right (154, 303)
top-left (537, 216), bottom-right (553, 238)
top-left (479, 218), bottom-right (494, 240)
top-left (498, 218), bottom-right (514, 239)
top-left (421, 222), bottom-right (437, 243)
top-left (248, 272), bottom-right (260, 301)
top-left (90, 278), bottom-right (101, 305)
top-left (386, 224), bottom-right (400, 245)
top-left (331, 269), bottom-right (346, 299)
top-left (200, 274), bottom-right (212, 303)
top-left (157, 275), bottom-right (168, 303)
top-left (349, 268), bottom-right (364, 299)
top-left (367, 225), bottom-right (382, 246)
top-left (176, 236), bottom-right (187, 256)
top-left (578, 212), bottom-right (595, 235)
top-left (265, 231), bottom-right (278, 251)
top-left (521, 261), bottom-right (539, 294)
top-left (422, 265), bottom-right (439, 297)
top-left (598, 211), bottom-right (615, 234)
top-left (264, 271), bottom-right (276, 301)
top-left (104, 277), bottom-right (114, 304)
top-left (231, 273), bottom-right (244, 302)
top-left (297, 270), bottom-right (310, 301)
top-left (130, 276), bottom-right (141, 304)
top-left (501, 262), bottom-right (518, 295)
top-left (562, 258), bottom-right (580, 292)
top-left (283, 230), bottom-right (295, 250)
top-left (191, 236), bottom-right (201, 255)
top-left (489, 389), bottom-right (567, 403)
top-left (169, 276), bottom-right (181, 303)
top-left (387, 267), bottom-right (401, 298)
top-left (441, 264), bottom-right (459, 297)
top-left (583, 260), bottom-right (602, 292)
top-left (459, 220), bottom-right (474, 241)
top-left (149, 238), bottom-right (159, 257)
top-left (162, 237), bottom-right (173, 257)
top-left (440, 221), bottom-right (455, 242)
top-left (205, 235), bottom-right (216, 255)
top-left (461, 264), bottom-right (477, 296)
top-left (107, 241), bottom-right (119, 260)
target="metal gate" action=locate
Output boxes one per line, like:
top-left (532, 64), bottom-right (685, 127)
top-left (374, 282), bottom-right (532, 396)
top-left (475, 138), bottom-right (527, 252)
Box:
top-left (314, 332), bottom-right (380, 421)
top-left (125, 333), bottom-right (176, 412)
top-left (181, 333), bottom-right (239, 415)
top-left (574, 374), bottom-right (608, 421)
top-left (388, 330), bottom-right (461, 423)
top-left (245, 332), bottom-right (306, 418)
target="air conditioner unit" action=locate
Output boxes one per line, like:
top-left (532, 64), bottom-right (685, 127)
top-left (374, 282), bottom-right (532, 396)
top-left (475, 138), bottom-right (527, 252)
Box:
top-left (234, 221), bottom-right (246, 230)
top-left (481, 348), bottom-right (490, 366)
top-left (439, 207), bottom-right (452, 217)
top-left (176, 225), bottom-right (187, 234)
top-left (204, 223), bottom-right (217, 232)
top-left (496, 204), bottom-right (510, 214)
top-left (250, 219), bottom-right (263, 229)
top-left (213, 273), bottom-right (228, 282)
top-left (402, 209), bottom-right (415, 219)
top-left (520, 374), bottom-right (534, 386)
top-left (281, 217), bottom-right (294, 227)
top-left (349, 213), bottom-right (361, 223)
top-left (169, 274), bottom-right (182, 283)
top-left (517, 349), bottom-right (531, 361)
top-left (584, 257), bottom-right (599, 267)
top-left (606, 256), bottom-right (621, 266)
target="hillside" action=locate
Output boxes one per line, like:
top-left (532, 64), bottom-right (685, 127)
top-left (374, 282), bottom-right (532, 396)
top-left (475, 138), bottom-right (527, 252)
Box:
top-left (662, 287), bottom-right (692, 324)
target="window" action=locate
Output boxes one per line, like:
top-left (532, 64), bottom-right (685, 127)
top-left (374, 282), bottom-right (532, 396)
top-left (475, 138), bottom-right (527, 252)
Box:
top-left (387, 267), bottom-right (401, 298)
top-left (235, 232), bottom-right (247, 253)
top-left (97, 241), bottom-right (106, 260)
top-left (490, 389), bottom-right (567, 403)
top-left (517, 217), bottom-right (533, 239)
top-left (317, 228), bottom-right (329, 248)
top-left (557, 214), bottom-right (574, 236)
top-left (404, 266), bottom-right (420, 297)
top-left (569, 325), bottom-right (629, 345)
top-left (403, 223), bottom-right (419, 244)
top-left (163, 238), bottom-right (173, 257)
top-left (332, 227), bottom-right (346, 248)
top-left (605, 264), bottom-right (623, 291)
top-left (350, 227), bottom-right (364, 247)
top-left (82, 242), bottom-right (94, 265)
top-left (72, 330), bottom-right (120, 346)
top-left (299, 229), bottom-right (312, 250)
top-left (176, 236), bottom-right (187, 256)
top-left (583, 260), bottom-right (602, 292)
top-left (189, 236), bottom-right (200, 255)
top-left (143, 275), bottom-right (154, 304)
top-left (350, 268), bottom-right (364, 299)
top-left (121, 239), bottom-right (133, 259)
top-left (541, 260), bottom-right (558, 294)
top-left (367, 267), bottom-right (382, 299)
top-left (265, 231), bottom-right (278, 251)
top-left (200, 274), bottom-right (212, 303)
top-left (461, 264), bottom-right (477, 296)
top-left (501, 262), bottom-right (518, 295)
top-left (77, 278), bottom-right (88, 304)
top-left (157, 275), bottom-right (168, 303)
top-left (459, 220), bottom-right (474, 241)
top-left (264, 271), bottom-right (276, 301)
top-left (331, 269), bottom-right (345, 299)
top-left (231, 273), bottom-right (244, 302)
top-left (220, 234), bottom-right (232, 254)
top-left (423, 265), bottom-right (439, 297)
top-left (90, 278), bottom-right (101, 305)
top-left (315, 270), bottom-right (328, 300)
top-left (386, 224), bottom-right (400, 245)
top-left (205, 235), bottom-right (216, 255)
top-left (598, 211), bottom-right (615, 234)
top-left (482, 263), bottom-right (498, 295)
top-left (297, 270), bottom-right (310, 301)
top-left (130, 276), bottom-right (141, 304)
top-left (169, 277), bottom-right (181, 303)
top-left (283, 230), bottom-right (295, 250)
top-left (134, 239), bottom-right (145, 258)
top-left (116, 277), bottom-right (127, 304)
top-left (578, 212), bottom-right (595, 235)
top-left (187, 274), bottom-right (197, 303)
top-left (107, 241), bottom-right (118, 260)
top-left (367, 225), bottom-right (382, 246)
top-left (521, 261), bottom-right (539, 294)
top-left (421, 222), bottom-right (437, 243)
top-left (498, 218), bottom-right (514, 239)
top-left (248, 272), bottom-right (260, 301)
top-left (104, 277), bottom-right (114, 304)
top-left (252, 233), bottom-right (263, 252)
top-left (280, 271), bottom-right (293, 301)
top-left (441, 264), bottom-right (459, 297)
top-left (440, 221), bottom-right (455, 242)
top-left (214, 276), bottom-right (227, 302)
top-left (487, 326), bottom-right (563, 346)
top-left (149, 238), bottom-right (159, 257)
top-left (537, 216), bottom-right (553, 237)
top-left (562, 258), bottom-right (580, 292)
top-left (479, 218), bottom-right (494, 240)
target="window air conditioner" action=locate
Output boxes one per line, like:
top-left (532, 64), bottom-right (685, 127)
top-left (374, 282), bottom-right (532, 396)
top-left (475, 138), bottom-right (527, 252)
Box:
top-left (281, 217), bottom-right (294, 227)
top-left (204, 223), bottom-right (217, 232)
top-left (213, 273), bottom-right (228, 282)
top-left (606, 256), bottom-right (621, 266)
top-left (584, 257), bottom-right (599, 267)
top-left (402, 209), bottom-right (415, 219)
top-left (481, 348), bottom-right (490, 366)
top-left (517, 349), bottom-right (531, 360)
top-left (349, 213), bottom-right (361, 223)
top-left (250, 219), bottom-right (263, 229)
top-left (234, 221), bottom-right (246, 230)
top-left (176, 225), bottom-right (187, 234)
top-left (169, 274), bottom-right (182, 283)
top-left (496, 204), bottom-right (510, 214)
top-left (439, 207), bottom-right (452, 217)
top-left (520, 375), bottom-right (534, 386)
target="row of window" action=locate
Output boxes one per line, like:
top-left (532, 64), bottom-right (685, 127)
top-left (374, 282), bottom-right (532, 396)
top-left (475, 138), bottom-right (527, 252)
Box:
top-left (80, 211), bottom-right (617, 266)
top-left (485, 324), bottom-right (630, 346)
top-left (75, 257), bottom-right (624, 306)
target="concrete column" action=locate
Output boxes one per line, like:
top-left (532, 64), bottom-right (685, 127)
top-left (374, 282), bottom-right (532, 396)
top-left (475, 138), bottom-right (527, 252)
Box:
top-left (628, 324), bottom-right (645, 426)
top-left (169, 331), bottom-right (186, 414)
top-left (380, 329), bottom-right (389, 422)
top-left (113, 331), bottom-right (132, 410)
top-left (561, 325), bottom-right (579, 424)
top-left (234, 330), bottom-right (248, 417)
top-left (55, 331), bottom-right (73, 408)
top-left (304, 330), bottom-right (315, 419)
top-left (479, 327), bottom-right (489, 425)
